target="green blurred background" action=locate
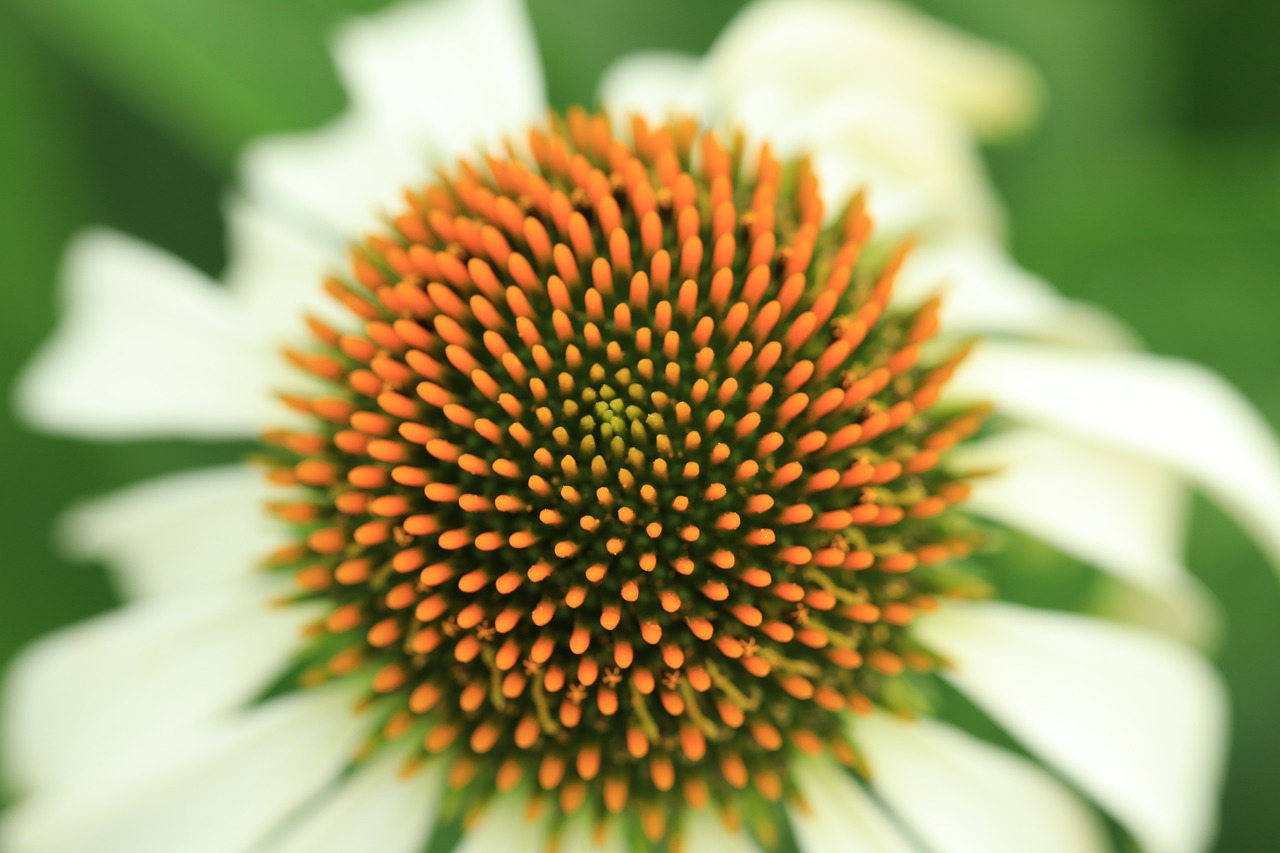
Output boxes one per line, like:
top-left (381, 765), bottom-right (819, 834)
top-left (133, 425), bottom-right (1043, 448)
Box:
top-left (1, 0), bottom-right (1277, 848)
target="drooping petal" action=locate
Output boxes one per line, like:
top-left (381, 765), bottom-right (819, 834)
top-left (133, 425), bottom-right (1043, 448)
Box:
top-left (604, 67), bottom-right (1004, 237)
top-left (599, 16), bottom-right (1022, 238)
top-left (856, 713), bottom-right (1109, 853)
top-left (597, 51), bottom-right (706, 122)
top-left (684, 811), bottom-right (762, 852)
top-left (788, 757), bottom-right (916, 853)
top-left (950, 341), bottom-right (1280, 573)
top-left (2, 581), bottom-right (315, 793)
top-left (555, 818), bottom-right (629, 853)
top-left (703, 0), bottom-right (1041, 139)
top-left (60, 465), bottom-right (282, 599)
top-left (2, 685), bottom-right (366, 853)
top-left (732, 87), bottom-right (1004, 237)
top-left (14, 229), bottom-right (278, 439)
top-left (333, 0), bottom-right (546, 164)
top-left (895, 237), bottom-right (1137, 348)
top-left (917, 602), bottom-right (1227, 853)
top-left (261, 750), bottom-right (445, 853)
top-left (955, 430), bottom-right (1215, 642)
top-left (452, 795), bottom-right (548, 853)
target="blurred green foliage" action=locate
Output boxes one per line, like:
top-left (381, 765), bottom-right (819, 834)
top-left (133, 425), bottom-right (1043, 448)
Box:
top-left (1, 0), bottom-right (1277, 848)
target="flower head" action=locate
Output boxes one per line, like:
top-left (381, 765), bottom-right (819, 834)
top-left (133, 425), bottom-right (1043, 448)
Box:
top-left (264, 111), bottom-right (990, 838)
top-left (6, 1), bottom-right (1280, 852)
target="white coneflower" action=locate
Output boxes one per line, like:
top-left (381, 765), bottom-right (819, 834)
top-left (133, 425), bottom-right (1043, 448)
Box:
top-left (7, 1), bottom-right (1280, 852)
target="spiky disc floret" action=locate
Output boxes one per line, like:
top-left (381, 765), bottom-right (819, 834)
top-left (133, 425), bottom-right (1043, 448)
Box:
top-left (265, 110), bottom-right (988, 844)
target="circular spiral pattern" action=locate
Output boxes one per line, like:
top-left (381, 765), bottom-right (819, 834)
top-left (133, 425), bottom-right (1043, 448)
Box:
top-left (264, 110), bottom-right (988, 843)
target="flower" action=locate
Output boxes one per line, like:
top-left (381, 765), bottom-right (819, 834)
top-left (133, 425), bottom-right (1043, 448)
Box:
top-left (6, 0), bottom-right (1280, 852)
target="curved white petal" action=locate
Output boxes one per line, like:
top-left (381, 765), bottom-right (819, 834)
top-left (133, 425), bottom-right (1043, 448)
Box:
top-left (223, 197), bottom-right (349, 343)
top-left (453, 795), bottom-right (547, 853)
top-left (955, 430), bottom-right (1215, 643)
top-left (917, 602), bottom-right (1227, 853)
top-left (856, 713), bottom-right (1108, 853)
top-left (729, 87), bottom-right (1003, 237)
top-left (597, 51), bottom-right (707, 123)
top-left (685, 811), bottom-right (761, 852)
top-left (2, 685), bottom-right (366, 853)
top-left (556, 818), bottom-right (628, 853)
top-left (14, 229), bottom-right (278, 439)
top-left (951, 341), bottom-right (1280, 573)
top-left (704, 0), bottom-right (1041, 139)
top-left (241, 109), bottom-right (420, 240)
top-left (61, 465), bottom-right (283, 599)
top-left (262, 751), bottom-right (445, 853)
top-left (896, 237), bottom-right (1138, 348)
top-left (334, 0), bottom-right (545, 164)
top-left (788, 757), bottom-right (916, 853)
top-left (793, 90), bottom-right (1003, 235)
top-left (3, 581), bottom-right (315, 793)
top-left (603, 64), bottom-right (1004, 237)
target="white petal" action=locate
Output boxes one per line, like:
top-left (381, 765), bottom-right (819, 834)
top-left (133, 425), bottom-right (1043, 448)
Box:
top-left (453, 795), bottom-right (547, 853)
top-left (3, 685), bottom-right (366, 853)
top-left (556, 818), bottom-right (628, 853)
top-left (243, 0), bottom-right (545, 241)
top-left (723, 87), bottom-right (1002, 237)
top-left (3, 581), bottom-right (314, 794)
top-left (955, 430), bottom-right (1215, 643)
top-left (917, 602), bottom-right (1227, 853)
top-left (788, 757), bottom-right (916, 853)
top-left (793, 90), bottom-right (1003, 235)
top-left (61, 465), bottom-right (283, 599)
top-left (684, 811), bottom-right (761, 853)
top-left (951, 341), bottom-right (1280, 573)
top-left (597, 51), bottom-right (707, 123)
top-left (604, 16), bottom-right (1030, 238)
top-left (600, 53), bottom-right (1005, 238)
top-left (856, 713), bottom-right (1108, 853)
top-left (334, 0), bottom-right (545, 164)
top-left (14, 229), bottom-right (277, 439)
top-left (1085, 581), bottom-right (1221, 651)
top-left (262, 751), bottom-right (445, 853)
top-left (705, 0), bottom-right (1041, 139)
top-left (895, 237), bottom-right (1137, 348)
top-left (223, 196), bottom-right (348, 343)
top-left (241, 109), bottom-right (420, 240)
